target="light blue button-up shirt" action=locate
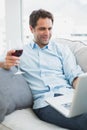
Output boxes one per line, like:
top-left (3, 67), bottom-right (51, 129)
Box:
top-left (20, 40), bottom-right (83, 109)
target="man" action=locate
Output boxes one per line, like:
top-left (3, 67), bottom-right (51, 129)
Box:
top-left (2, 9), bottom-right (87, 130)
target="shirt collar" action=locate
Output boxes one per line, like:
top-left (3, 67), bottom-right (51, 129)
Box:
top-left (30, 40), bottom-right (36, 49)
top-left (30, 40), bottom-right (53, 51)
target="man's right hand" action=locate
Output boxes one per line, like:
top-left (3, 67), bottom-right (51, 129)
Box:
top-left (3, 50), bottom-right (20, 70)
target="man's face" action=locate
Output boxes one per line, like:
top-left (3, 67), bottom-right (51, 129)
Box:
top-left (30, 18), bottom-right (53, 48)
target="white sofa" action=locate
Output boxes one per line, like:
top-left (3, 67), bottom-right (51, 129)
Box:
top-left (0, 38), bottom-right (87, 130)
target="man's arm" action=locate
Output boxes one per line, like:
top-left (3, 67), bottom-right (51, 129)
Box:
top-left (0, 50), bottom-right (19, 70)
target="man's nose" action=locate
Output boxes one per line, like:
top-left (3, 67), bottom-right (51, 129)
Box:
top-left (44, 29), bottom-right (50, 35)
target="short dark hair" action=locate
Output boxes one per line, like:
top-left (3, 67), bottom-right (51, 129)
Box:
top-left (29, 9), bottom-right (54, 28)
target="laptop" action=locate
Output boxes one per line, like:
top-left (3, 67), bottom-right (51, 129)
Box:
top-left (45, 73), bottom-right (87, 118)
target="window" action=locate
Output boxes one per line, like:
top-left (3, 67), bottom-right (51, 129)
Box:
top-left (0, 0), bottom-right (22, 57)
top-left (1, 0), bottom-right (87, 56)
top-left (22, 0), bottom-right (87, 43)
top-left (0, 0), bottom-right (6, 55)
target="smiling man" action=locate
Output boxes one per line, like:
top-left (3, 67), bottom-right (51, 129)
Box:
top-left (29, 10), bottom-right (53, 48)
top-left (2, 9), bottom-right (87, 130)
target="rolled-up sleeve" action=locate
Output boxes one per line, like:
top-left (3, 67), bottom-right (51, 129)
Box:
top-left (62, 45), bottom-right (84, 85)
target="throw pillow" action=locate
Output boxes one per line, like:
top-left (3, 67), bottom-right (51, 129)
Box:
top-left (0, 93), bottom-right (7, 122)
top-left (0, 67), bottom-right (33, 122)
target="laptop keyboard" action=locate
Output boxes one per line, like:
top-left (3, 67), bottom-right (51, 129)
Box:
top-left (61, 102), bottom-right (72, 110)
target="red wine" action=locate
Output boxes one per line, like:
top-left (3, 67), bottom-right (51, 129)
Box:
top-left (12, 49), bottom-right (23, 57)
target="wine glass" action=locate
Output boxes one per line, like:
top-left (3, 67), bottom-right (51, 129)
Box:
top-left (8, 40), bottom-right (24, 74)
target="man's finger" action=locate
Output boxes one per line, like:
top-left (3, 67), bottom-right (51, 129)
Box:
top-left (7, 50), bottom-right (15, 56)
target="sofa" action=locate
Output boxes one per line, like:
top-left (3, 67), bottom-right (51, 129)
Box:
top-left (0, 38), bottom-right (87, 130)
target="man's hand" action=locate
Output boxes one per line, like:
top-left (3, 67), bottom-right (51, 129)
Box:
top-left (72, 77), bottom-right (79, 89)
top-left (2, 50), bottom-right (20, 70)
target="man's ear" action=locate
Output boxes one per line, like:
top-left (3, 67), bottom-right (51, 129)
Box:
top-left (29, 25), bottom-right (34, 33)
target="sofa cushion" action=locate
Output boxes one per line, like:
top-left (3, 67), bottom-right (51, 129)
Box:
top-left (0, 67), bottom-right (33, 122)
top-left (2, 108), bottom-right (68, 130)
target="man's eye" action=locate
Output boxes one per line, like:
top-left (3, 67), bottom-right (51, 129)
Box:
top-left (39, 28), bottom-right (45, 30)
top-left (49, 28), bottom-right (52, 30)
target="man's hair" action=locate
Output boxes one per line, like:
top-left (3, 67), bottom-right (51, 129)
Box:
top-left (29, 9), bottom-right (54, 28)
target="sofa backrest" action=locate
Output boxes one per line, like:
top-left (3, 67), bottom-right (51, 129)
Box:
top-left (55, 38), bottom-right (87, 72)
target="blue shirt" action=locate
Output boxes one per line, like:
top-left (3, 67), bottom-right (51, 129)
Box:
top-left (20, 40), bottom-right (83, 109)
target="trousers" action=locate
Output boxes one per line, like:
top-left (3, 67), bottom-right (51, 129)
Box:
top-left (33, 105), bottom-right (87, 130)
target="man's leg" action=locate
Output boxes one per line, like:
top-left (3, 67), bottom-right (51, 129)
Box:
top-left (33, 105), bottom-right (87, 130)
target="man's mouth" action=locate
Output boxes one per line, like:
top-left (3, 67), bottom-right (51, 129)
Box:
top-left (42, 37), bottom-right (49, 41)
